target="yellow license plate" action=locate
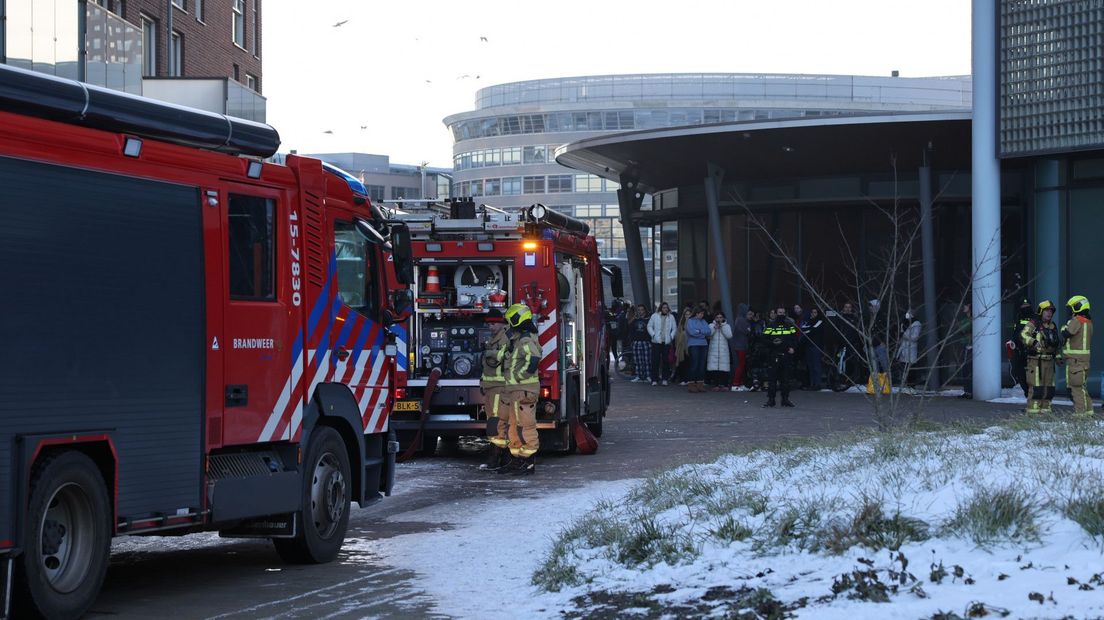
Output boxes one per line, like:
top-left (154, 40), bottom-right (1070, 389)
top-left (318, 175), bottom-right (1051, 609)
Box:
top-left (393, 400), bottom-right (421, 412)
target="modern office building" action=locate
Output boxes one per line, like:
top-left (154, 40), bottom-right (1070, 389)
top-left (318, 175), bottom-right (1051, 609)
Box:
top-left (1, 0), bottom-right (265, 121)
top-left (304, 152), bottom-right (452, 204)
top-left (553, 2), bottom-right (1104, 396)
top-left (443, 73), bottom-right (972, 272)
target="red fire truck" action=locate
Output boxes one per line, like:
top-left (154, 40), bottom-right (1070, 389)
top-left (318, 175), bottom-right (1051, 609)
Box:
top-left (386, 199), bottom-right (622, 453)
top-left (0, 64), bottom-right (415, 618)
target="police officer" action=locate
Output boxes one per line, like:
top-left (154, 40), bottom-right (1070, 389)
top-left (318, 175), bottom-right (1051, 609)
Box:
top-left (478, 309), bottom-right (512, 472)
top-left (1021, 300), bottom-right (1060, 414)
top-left (499, 303), bottom-right (542, 474)
top-left (1061, 295), bottom-right (1094, 416)
top-left (1008, 299), bottom-right (1034, 398)
top-left (763, 305), bottom-right (798, 408)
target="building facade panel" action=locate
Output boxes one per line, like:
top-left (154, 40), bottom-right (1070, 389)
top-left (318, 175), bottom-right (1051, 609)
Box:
top-left (999, 0), bottom-right (1104, 157)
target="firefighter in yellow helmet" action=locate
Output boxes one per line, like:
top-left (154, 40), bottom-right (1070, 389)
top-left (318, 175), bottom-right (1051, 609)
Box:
top-left (1060, 295), bottom-right (1094, 416)
top-left (1021, 300), bottom-right (1060, 414)
top-left (478, 309), bottom-right (512, 472)
top-left (499, 303), bottom-right (542, 474)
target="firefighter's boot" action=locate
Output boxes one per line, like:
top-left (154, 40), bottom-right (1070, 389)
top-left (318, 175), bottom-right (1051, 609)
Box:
top-left (508, 456), bottom-right (536, 476)
top-left (478, 445), bottom-right (510, 472)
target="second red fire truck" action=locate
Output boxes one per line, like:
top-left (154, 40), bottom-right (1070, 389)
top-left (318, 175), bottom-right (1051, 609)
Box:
top-left (386, 199), bottom-right (622, 453)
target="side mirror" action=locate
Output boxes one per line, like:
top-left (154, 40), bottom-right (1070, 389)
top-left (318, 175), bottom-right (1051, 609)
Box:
top-left (390, 288), bottom-right (414, 320)
top-left (602, 265), bottom-right (624, 299)
top-left (390, 224), bottom-right (415, 285)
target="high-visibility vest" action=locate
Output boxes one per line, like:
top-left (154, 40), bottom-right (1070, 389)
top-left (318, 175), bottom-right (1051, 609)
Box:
top-left (481, 329), bottom-right (510, 385)
top-left (1063, 316), bottom-right (1092, 359)
top-left (507, 333), bottom-right (541, 387)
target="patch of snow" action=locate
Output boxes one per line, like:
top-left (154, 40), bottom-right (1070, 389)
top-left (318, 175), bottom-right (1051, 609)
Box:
top-left (366, 421), bottom-right (1104, 618)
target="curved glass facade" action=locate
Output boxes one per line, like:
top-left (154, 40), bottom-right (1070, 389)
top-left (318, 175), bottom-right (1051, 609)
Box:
top-left (444, 73), bottom-right (972, 262)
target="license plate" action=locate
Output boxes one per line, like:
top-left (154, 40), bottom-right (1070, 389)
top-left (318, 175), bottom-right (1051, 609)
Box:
top-left (393, 400), bottom-right (421, 412)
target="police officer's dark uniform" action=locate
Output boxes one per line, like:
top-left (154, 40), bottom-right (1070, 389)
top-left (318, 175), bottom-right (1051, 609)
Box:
top-left (1009, 300), bottom-right (1033, 398)
top-left (763, 315), bottom-right (798, 407)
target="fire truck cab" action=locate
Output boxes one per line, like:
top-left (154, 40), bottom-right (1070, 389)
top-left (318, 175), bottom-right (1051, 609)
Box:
top-left (388, 199), bottom-right (622, 453)
top-left (0, 64), bottom-right (413, 618)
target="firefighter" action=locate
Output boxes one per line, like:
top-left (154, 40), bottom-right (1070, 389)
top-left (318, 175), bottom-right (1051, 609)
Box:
top-left (1061, 295), bottom-right (1094, 416)
top-left (499, 303), bottom-right (542, 474)
top-left (478, 309), bottom-right (512, 472)
top-left (1021, 300), bottom-right (1060, 414)
top-left (763, 305), bottom-right (798, 408)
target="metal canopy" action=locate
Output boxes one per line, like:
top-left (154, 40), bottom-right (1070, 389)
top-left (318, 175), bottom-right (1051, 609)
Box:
top-left (555, 112), bottom-right (972, 192)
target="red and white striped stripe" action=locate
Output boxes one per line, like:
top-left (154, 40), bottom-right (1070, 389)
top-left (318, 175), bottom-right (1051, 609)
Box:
top-left (539, 309), bottom-right (559, 371)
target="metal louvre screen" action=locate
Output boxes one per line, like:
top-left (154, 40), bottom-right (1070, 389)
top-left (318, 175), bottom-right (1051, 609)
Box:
top-left (1000, 0), bottom-right (1104, 157)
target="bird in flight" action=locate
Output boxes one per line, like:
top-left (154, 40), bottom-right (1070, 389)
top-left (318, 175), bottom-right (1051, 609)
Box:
top-left (479, 36), bottom-right (488, 42)
top-left (323, 130), bottom-right (334, 134)
top-left (333, 19), bottom-right (349, 27)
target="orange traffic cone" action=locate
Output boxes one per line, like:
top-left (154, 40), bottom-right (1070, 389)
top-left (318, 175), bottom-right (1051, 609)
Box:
top-left (425, 265), bottom-right (441, 293)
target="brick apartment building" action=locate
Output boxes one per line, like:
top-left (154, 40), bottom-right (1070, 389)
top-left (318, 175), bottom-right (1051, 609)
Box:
top-left (2, 0), bottom-right (265, 120)
top-left (99, 0), bottom-right (262, 88)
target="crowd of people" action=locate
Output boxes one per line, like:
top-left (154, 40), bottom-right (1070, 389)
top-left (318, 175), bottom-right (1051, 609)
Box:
top-left (609, 298), bottom-right (928, 406)
top-left (610, 293), bottom-right (1097, 415)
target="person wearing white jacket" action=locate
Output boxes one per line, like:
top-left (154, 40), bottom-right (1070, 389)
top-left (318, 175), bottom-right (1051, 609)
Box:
top-left (706, 312), bottom-right (734, 390)
top-left (647, 302), bottom-right (677, 386)
top-left (895, 311), bottom-right (922, 387)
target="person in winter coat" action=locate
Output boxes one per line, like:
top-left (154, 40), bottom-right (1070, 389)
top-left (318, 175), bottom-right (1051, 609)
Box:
top-left (707, 311), bottom-right (734, 391)
top-left (895, 310), bottom-right (922, 387)
top-left (685, 308), bottom-right (711, 392)
top-left (647, 302), bottom-right (677, 386)
top-left (674, 307), bottom-right (693, 385)
top-left (801, 308), bottom-right (826, 390)
top-left (629, 304), bottom-right (652, 383)
top-left (730, 304), bottom-right (751, 391)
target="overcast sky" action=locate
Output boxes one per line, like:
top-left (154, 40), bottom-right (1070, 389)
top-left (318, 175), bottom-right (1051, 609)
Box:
top-left (263, 0), bottom-right (971, 168)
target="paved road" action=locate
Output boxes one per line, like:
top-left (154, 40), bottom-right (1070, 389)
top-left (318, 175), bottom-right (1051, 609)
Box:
top-left (89, 380), bottom-right (1017, 619)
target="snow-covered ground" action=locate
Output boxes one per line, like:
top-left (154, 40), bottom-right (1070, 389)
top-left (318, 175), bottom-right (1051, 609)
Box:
top-left (371, 419), bottom-right (1104, 619)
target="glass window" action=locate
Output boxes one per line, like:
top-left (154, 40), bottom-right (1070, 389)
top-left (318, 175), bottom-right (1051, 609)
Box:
top-left (245, 74), bottom-right (257, 92)
top-left (472, 151), bottom-right (484, 168)
top-left (484, 178), bottom-right (501, 196)
top-left (227, 194), bottom-right (275, 301)
top-left (523, 146), bottom-right (546, 164)
top-left (232, 0), bottom-right (245, 47)
top-left (391, 186), bottom-right (419, 199)
top-left (502, 147), bottom-right (521, 165)
top-left (470, 180), bottom-right (483, 196)
top-left (547, 175), bottom-right (572, 193)
top-left (486, 149), bottom-right (501, 166)
top-left (333, 221), bottom-right (377, 316)
top-left (523, 176), bottom-right (545, 194)
top-left (141, 16), bottom-right (157, 77)
top-left (365, 185), bottom-right (385, 203)
top-left (172, 0), bottom-right (186, 9)
top-left (195, 0), bottom-right (204, 21)
top-left (502, 177), bottom-right (522, 195)
top-left (605, 179), bottom-right (620, 191)
top-left (250, 0), bottom-right (259, 56)
top-left (170, 32), bottom-right (183, 76)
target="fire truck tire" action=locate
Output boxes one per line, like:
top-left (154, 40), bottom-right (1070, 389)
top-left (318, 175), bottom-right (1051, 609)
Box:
top-left (587, 415), bottom-right (604, 438)
top-left (273, 426), bottom-right (351, 564)
top-left (15, 451), bottom-right (112, 620)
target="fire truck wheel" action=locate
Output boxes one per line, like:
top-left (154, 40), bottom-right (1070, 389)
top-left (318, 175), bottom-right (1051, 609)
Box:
top-left (273, 426), bottom-right (351, 564)
top-left (15, 451), bottom-right (111, 620)
top-left (587, 415), bottom-right (604, 438)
